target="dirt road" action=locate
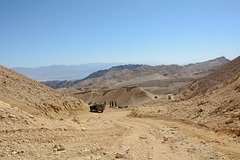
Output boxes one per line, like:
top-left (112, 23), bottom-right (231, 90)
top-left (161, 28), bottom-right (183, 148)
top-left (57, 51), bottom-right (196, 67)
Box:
top-left (0, 108), bottom-right (239, 160)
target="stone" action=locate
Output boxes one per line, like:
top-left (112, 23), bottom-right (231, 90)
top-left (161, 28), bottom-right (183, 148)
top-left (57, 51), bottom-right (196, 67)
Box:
top-left (167, 94), bottom-right (174, 100)
top-left (116, 152), bottom-right (124, 158)
top-left (214, 127), bottom-right (220, 132)
top-left (96, 156), bottom-right (101, 160)
top-left (116, 146), bottom-right (131, 158)
top-left (28, 114), bottom-right (34, 118)
top-left (139, 135), bottom-right (147, 139)
top-left (163, 135), bottom-right (168, 141)
top-left (20, 150), bottom-right (25, 154)
top-left (82, 127), bottom-right (87, 131)
top-left (11, 150), bottom-right (17, 155)
top-left (198, 108), bottom-right (204, 112)
top-left (236, 130), bottom-right (240, 137)
top-left (72, 116), bottom-right (82, 124)
top-left (0, 114), bottom-right (6, 119)
top-left (225, 118), bottom-right (233, 124)
top-left (52, 148), bottom-right (57, 152)
top-left (8, 114), bottom-right (16, 118)
top-left (103, 152), bottom-right (110, 155)
top-left (54, 144), bottom-right (65, 151)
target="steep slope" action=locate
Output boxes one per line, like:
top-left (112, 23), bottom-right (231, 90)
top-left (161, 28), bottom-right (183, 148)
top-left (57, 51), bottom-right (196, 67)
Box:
top-left (180, 56), bottom-right (240, 99)
top-left (0, 100), bottom-right (44, 130)
top-left (0, 65), bottom-right (87, 117)
top-left (61, 86), bottom-right (155, 107)
top-left (130, 73), bottom-right (240, 136)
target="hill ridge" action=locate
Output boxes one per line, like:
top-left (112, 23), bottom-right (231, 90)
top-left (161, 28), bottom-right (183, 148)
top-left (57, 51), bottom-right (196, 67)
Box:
top-left (180, 56), bottom-right (240, 99)
top-left (43, 56), bottom-right (229, 95)
top-left (60, 85), bottom-right (155, 107)
top-left (84, 64), bottom-right (142, 79)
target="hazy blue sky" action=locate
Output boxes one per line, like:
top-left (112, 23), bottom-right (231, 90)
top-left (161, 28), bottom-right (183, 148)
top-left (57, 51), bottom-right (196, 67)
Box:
top-left (0, 0), bottom-right (239, 68)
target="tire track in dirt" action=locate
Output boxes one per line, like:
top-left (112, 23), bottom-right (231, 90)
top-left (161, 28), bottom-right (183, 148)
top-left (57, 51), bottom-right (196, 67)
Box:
top-left (0, 114), bottom-right (128, 159)
top-left (1, 109), bottom-right (239, 159)
top-left (109, 111), bottom-right (239, 160)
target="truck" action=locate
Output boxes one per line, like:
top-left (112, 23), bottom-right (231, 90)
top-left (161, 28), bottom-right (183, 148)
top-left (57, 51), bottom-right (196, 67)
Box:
top-left (90, 103), bottom-right (105, 113)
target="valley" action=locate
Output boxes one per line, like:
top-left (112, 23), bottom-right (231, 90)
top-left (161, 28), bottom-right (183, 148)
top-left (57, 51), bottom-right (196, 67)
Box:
top-left (0, 56), bottom-right (239, 160)
top-left (2, 0), bottom-right (240, 159)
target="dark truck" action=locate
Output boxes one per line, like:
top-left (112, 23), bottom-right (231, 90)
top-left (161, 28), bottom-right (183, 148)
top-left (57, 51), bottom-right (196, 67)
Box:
top-left (90, 103), bottom-right (105, 113)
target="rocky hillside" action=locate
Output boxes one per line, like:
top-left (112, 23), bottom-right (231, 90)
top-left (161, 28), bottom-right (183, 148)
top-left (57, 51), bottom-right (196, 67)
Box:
top-left (43, 57), bottom-right (229, 95)
top-left (85, 64), bottom-right (142, 79)
top-left (180, 56), bottom-right (240, 99)
top-left (60, 86), bottom-right (155, 107)
top-left (0, 65), bottom-right (87, 117)
top-left (130, 72), bottom-right (240, 137)
top-left (41, 79), bottom-right (82, 89)
top-left (129, 56), bottom-right (240, 136)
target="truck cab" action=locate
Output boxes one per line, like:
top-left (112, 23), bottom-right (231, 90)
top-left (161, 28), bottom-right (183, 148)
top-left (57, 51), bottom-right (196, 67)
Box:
top-left (90, 103), bottom-right (105, 113)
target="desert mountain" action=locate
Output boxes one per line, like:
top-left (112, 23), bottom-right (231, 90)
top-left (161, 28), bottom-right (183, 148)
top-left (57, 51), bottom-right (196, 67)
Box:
top-left (0, 65), bottom-right (87, 117)
top-left (130, 59), bottom-right (240, 136)
top-left (12, 63), bottom-right (123, 81)
top-left (180, 56), bottom-right (240, 99)
top-left (60, 86), bottom-right (155, 107)
top-left (43, 57), bottom-right (229, 95)
top-left (1, 59), bottom-right (239, 159)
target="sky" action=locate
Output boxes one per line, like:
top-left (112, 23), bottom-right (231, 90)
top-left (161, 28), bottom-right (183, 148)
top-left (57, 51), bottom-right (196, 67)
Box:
top-left (0, 0), bottom-right (240, 68)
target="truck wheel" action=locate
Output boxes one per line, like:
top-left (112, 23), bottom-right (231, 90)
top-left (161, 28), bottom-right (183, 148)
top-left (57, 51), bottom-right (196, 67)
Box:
top-left (101, 110), bottom-right (103, 113)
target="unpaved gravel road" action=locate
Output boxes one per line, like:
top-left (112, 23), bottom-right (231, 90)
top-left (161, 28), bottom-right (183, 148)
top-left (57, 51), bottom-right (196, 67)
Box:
top-left (1, 108), bottom-right (239, 160)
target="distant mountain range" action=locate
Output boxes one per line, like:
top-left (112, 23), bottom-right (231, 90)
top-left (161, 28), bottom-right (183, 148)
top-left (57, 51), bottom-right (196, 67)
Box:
top-left (42, 57), bottom-right (230, 95)
top-left (11, 63), bottom-right (123, 81)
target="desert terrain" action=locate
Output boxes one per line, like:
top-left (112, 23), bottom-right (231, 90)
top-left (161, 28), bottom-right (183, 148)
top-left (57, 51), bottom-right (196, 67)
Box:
top-left (42, 57), bottom-right (229, 95)
top-left (58, 86), bottom-right (156, 107)
top-left (0, 56), bottom-right (240, 160)
top-left (1, 102), bottom-right (239, 160)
